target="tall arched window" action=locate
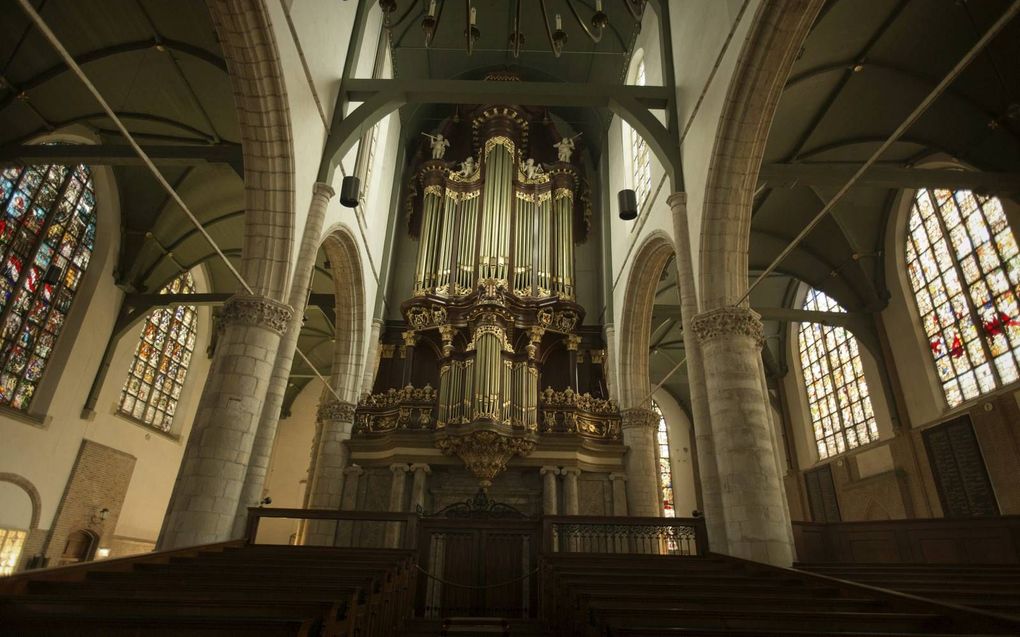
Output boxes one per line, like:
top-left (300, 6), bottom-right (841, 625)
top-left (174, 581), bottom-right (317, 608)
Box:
top-left (652, 402), bottom-right (675, 517)
top-left (798, 288), bottom-right (878, 459)
top-left (906, 189), bottom-right (1020, 408)
top-left (624, 56), bottom-right (652, 211)
top-left (118, 272), bottom-right (198, 432)
top-left (0, 164), bottom-right (97, 410)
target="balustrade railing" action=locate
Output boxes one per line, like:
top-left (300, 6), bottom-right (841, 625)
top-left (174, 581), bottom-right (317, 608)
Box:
top-left (542, 515), bottom-right (707, 556)
top-left (244, 507), bottom-right (418, 550)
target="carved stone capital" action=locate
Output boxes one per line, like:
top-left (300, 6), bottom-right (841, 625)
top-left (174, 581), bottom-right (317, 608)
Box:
top-left (691, 306), bottom-right (765, 348)
top-left (666, 191), bottom-right (687, 209)
top-left (219, 294), bottom-right (293, 335)
top-left (609, 472), bottom-right (627, 482)
top-left (390, 463), bottom-right (410, 474)
top-left (402, 330), bottom-right (419, 347)
top-left (317, 399), bottom-right (356, 423)
top-left (410, 463), bottom-right (432, 475)
top-left (561, 466), bottom-right (581, 477)
top-left (312, 181), bottom-right (336, 200)
top-left (343, 465), bottom-right (364, 477)
top-left (620, 407), bottom-right (658, 430)
top-left (539, 466), bottom-right (561, 476)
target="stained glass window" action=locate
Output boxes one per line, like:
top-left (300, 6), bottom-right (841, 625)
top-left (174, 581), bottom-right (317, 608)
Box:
top-left (0, 163), bottom-right (97, 410)
top-left (628, 59), bottom-right (652, 211)
top-left (0, 527), bottom-right (26, 575)
top-left (906, 189), bottom-right (1020, 408)
top-left (652, 402), bottom-right (675, 517)
top-left (118, 272), bottom-right (198, 432)
top-left (798, 288), bottom-right (879, 459)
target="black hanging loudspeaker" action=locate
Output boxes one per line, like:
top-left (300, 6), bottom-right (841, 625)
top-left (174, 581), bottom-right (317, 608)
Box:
top-left (340, 175), bottom-right (361, 208)
top-left (618, 189), bottom-right (638, 221)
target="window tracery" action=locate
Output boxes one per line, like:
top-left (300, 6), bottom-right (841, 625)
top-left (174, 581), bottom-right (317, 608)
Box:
top-left (652, 401), bottom-right (675, 517)
top-left (798, 288), bottom-right (878, 459)
top-left (0, 164), bottom-right (97, 410)
top-left (627, 59), bottom-right (652, 210)
top-left (118, 272), bottom-right (198, 432)
top-left (905, 189), bottom-right (1020, 407)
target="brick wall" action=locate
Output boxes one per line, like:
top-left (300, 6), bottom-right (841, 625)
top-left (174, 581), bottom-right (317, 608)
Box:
top-left (42, 440), bottom-right (136, 564)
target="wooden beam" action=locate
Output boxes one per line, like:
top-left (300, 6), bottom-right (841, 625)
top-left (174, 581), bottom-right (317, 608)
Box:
top-left (758, 163), bottom-right (1020, 196)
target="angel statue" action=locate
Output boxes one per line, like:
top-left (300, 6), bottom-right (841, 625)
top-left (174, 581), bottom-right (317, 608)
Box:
top-left (422, 132), bottom-right (450, 159)
top-left (553, 134), bottom-right (580, 162)
top-left (459, 155), bottom-right (477, 177)
top-left (523, 158), bottom-right (544, 179)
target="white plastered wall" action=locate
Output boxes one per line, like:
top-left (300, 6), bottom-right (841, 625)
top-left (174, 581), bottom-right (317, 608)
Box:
top-left (0, 130), bottom-right (214, 551)
top-left (605, 2), bottom-right (762, 398)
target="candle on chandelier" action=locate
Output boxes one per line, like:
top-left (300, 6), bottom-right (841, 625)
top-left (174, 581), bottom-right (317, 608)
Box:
top-left (596, 0), bottom-right (603, 10)
top-left (470, 6), bottom-right (476, 25)
top-left (428, 0), bottom-right (436, 17)
top-left (555, 13), bottom-right (562, 30)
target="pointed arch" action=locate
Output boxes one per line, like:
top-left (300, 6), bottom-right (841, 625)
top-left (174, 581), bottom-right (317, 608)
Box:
top-left (320, 226), bottom-right (366, 402)
top-left (618, 231), bottom-right (675, 409)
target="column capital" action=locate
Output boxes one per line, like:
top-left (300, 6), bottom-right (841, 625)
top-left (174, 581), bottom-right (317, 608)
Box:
top-left (561, 466), bottom-right (582, 476)
top-left (565, 334), bottom-right (582, 351)
top-left (219, 294), bottom-right (293, 335)
top-left (691, 306), bottom-right (765, 348)
top-left (390, 463), bottom-right (410, 474)
top-left (666, 191), bottom-right (687, 207)
top-left (312, 181), bottom-right (336, 199)
top-left (317, 399), bottom-right (356, 423)
top-left (620, 407), bottom-right (658, 429)
top-left (343, 465), bottom-right (364, 477)
top-left (410, 463), bottom-right (431, 474)
top-left (609, 472), bottom-right (627, 482)
top-left (539, 466), bottom-right (561, 476)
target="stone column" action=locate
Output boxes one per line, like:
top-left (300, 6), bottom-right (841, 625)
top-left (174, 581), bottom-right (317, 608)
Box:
top-left (302, 399), bottom-right (356, 546)
top-left (386, 464), bottom-right (409, 547)
top-left (340, 465), bottom-right (363, 510)
top-left (620, 408), bottom-right (660, 516)
top-left (158, 294), bottom-right (292, 550)
top-left (409, 463), bottom-right (431, 512)
top-left (360, 318), bottom-right (384, 396)
top-left (562, 467), bottom-right (581, 515)
top-left (232, 182), bottom-right (336, 537)
top-left (609, 473), bottom-right (628, 516)
top-left (540, 466), bottom-right (560, 515)
top-left (335, 465), bottom-right (363, 547)
top-left (692, 306), bottom-right (794, 566)
top-left (668, 192), bottom-right (726, 550)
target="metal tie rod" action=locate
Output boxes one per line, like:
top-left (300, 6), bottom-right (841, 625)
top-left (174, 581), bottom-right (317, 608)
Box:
top-left (17, 0), bottom-right (344, 403)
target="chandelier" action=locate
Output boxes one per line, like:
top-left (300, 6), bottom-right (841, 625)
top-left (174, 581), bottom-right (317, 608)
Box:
top-left (380, 0), bottom-right (646, 58)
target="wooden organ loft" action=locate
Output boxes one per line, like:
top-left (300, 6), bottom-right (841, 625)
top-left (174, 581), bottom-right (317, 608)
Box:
top-left (348, 103), bottom-right (624, 512)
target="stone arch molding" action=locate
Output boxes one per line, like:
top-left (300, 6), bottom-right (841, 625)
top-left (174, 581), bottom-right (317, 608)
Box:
top-left (618, 231), bottom-right (675, 410)
top-left (320, 225), bottom-right (366, 403)
top-left (207, 0), bottom-right (295, 302)
top-left (698, 0), bottom-right (825, 309)
top-left (0, 473), bottom-right (42, 530)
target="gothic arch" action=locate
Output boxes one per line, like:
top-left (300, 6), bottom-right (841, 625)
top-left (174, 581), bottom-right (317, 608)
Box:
top-left (0, 473), bottom-right (42, 530)
top-left (699, 0), bottom-right (825, 309)
top-left (207, 0), bottom-right (295, 302)
top-left (618, 231), bottom-right (675, 409)
top-left (320, 226), bottom-right (366, 402)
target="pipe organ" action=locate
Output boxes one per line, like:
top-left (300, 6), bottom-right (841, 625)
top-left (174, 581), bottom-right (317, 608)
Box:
top-left (355, 103), bottom-right (621, 489)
